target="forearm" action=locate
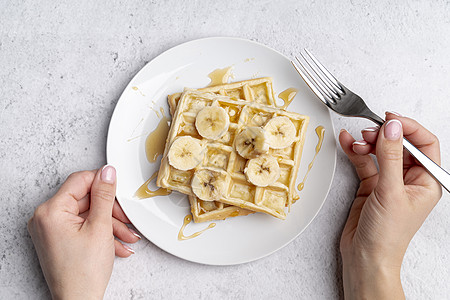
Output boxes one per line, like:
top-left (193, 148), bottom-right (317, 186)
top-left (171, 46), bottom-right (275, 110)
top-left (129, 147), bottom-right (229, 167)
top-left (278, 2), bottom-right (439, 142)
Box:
top-left (342, 258), bottom-right (404, 300)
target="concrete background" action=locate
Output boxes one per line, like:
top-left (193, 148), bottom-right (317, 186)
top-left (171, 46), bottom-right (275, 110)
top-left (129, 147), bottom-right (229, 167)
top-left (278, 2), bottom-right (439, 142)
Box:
top-left (1, 0), bottom-right (449, 299)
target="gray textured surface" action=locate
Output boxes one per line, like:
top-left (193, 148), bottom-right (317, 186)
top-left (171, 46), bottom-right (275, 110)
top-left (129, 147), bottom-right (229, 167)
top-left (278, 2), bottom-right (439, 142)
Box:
top-left (1, 1), bottom-right (450, 299)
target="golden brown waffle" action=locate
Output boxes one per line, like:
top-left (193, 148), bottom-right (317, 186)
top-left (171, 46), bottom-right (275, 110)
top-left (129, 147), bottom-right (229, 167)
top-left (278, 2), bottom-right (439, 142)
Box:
top-left (167, 78), bottom-right (278, 222)
top-left (167, 77), bottom-right (276, 116)
top-left (166, 78), bottom-right (277, 223)
top-left (158, 90), bottom-right (309, 220)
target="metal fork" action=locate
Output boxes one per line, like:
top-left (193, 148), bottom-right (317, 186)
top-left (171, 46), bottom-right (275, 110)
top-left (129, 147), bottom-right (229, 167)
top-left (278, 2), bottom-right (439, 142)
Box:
top-left (291, 49), bottom-right (450, 193)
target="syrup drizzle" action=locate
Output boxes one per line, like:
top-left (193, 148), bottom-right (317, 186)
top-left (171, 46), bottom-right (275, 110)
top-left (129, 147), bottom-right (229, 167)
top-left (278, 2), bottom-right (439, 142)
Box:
top-left (127, 133), bottom-right (146, 142)
top-left (277, 88), bottom-right (298, 110)
top-left (297, 126), bottom-right (325, 191)
top-left (178, 214), bottom-right (216, 241)
top-left (134, 172), bottom-right (172, 199)
top-left (132, 86), bottom-right (146, 96)
top-left (145, 115), bottom-right (170, 163)
top-left (150, 107), bottom-right (160, 118)
top-left (207, 66), bottom-right (234, 86)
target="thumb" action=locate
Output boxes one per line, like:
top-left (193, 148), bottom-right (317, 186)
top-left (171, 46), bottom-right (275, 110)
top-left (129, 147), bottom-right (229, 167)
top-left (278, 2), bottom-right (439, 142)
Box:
top-left (87, 165), bottom-right (117, 226)
top-left (375, 119), bottom-right (404, 194)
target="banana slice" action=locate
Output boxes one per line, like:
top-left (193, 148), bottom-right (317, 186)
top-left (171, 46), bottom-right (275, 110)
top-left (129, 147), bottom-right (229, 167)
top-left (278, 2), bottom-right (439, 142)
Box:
top-left (234, 127), bottom-right (269, 159)
top-left (191, 168), bottom-right (227, 201)
top-left (195, 106), bottom-right (230, 140)
top-left (168, 136), bottom-right (204, 171)
top-left (244, 155), bottom-right (280, 187)
top-left (264, 116), bottom-right (296, 149)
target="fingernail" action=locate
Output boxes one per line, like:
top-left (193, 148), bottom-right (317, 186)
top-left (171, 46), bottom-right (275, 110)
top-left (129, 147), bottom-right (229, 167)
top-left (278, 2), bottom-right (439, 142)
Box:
top-left (123, 244), bottom-right (135, 254)
top-left (101, 165), bottom-right (116, 184)
top-left (386, 111), bottom-right (403, 117)
top-left (384, 119), bottom-right (402, 140)
top-left (129, 228), bottom-right (141, 239)
top-left (361, 126), bottom-right (379, 132)
top-left (340, 129), bottom-right (347, 134)
top-left (352, 140), bottom-right (367, 146)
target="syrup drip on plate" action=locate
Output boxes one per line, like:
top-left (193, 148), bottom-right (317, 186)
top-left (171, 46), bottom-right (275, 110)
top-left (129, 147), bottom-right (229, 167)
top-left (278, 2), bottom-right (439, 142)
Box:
top-left (132, 86), bottom-right (146, 96)
top-left (207, 66), bottom-right (234, 86)
top-left (277, 88), bottom-right (298, 110)
top-left (134, 172), bottom-right (171, 199)
top-left (178, 214), bottom-right (216, 241)
top-left (145, 115), bottom-right (170, 163)
top-left (298, 126), bottom-right (325, 191)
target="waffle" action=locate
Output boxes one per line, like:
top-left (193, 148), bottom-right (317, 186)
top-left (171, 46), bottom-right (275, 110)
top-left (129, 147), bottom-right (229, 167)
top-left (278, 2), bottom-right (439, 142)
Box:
top-left (158, 88), bottom-right (309, 220)
top-left (168, 77), bottom-right (276, 116)
top-left (167, 78), bottom-right (278, 222)
top-left (189, 198), bottom-right (253, 223)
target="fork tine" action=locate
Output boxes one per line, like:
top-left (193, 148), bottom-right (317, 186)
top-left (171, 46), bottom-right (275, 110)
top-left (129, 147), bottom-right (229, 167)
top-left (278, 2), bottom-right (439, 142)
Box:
top-left (300, 51), bottom-right (341, 98)
top-left (291, 59), bottom-right (333, 106)
top-left (303, 48), bottom-right (344, 93)
top-left (295, 56), bottom-right (337, 102)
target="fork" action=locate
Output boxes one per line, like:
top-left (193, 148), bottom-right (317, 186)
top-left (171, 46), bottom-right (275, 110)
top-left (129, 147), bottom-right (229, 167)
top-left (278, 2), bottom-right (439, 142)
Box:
top-left (291, 49), bottom-right (450, 193)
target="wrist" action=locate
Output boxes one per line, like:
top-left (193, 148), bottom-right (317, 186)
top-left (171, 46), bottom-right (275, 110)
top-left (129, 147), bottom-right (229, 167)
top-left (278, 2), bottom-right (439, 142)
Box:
top-left (342, 255), bottom-right (404, 300)
top-left (53, 291), bottom-right (104, 300)
top-left (50, 284), bottom-right (105, 300)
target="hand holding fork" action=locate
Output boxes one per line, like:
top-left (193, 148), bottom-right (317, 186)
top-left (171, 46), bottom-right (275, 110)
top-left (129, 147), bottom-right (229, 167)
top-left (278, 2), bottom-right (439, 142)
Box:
top-left (292, 50), bottom-right (445, 299)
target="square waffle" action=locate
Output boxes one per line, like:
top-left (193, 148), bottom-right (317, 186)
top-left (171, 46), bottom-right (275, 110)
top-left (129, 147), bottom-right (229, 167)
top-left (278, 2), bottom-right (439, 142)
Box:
top-left (158, 88), bottom-right (309, 220)
top-left (167, 78), bottom-right (278, 222)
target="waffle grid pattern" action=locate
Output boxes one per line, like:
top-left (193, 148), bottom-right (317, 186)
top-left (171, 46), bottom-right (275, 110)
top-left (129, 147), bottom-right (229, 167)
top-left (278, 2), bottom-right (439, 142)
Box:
top-left (158, 83), bottom-right (309, 220)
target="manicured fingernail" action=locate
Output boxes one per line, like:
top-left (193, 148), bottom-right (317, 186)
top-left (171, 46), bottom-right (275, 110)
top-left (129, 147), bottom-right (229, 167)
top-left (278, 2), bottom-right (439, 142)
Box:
top-left (361, 126), bottom-right (379, 132)
top-left (384, 119), bottom-right (402, 140)
top-left (386, 111), bottom-right (403, 117)
top-left (340, 129), bottom-right (347, 134)
top-left (123, 244), bottom-right (135, 254)
top-left (352, 140), bottom-right (367, 146)
top-left (101, 165), bottom-right (116, 184)
top-left (129, 228), bottom-right (141, 239)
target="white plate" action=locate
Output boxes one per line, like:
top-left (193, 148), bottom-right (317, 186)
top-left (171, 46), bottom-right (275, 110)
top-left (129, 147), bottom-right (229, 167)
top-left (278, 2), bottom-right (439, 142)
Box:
top-left (106, 37), bottom-right (336, 265)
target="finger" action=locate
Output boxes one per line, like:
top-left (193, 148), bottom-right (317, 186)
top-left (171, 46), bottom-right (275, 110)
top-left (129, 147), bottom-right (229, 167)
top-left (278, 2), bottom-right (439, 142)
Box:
top-left (53, 171), bottom-right (96, 202)
top-left (87, 165), bottom-right (117, 226)
top-left (49, 171), bottom-right (95, 207)
top-left (79, 211), bottom-right (88, 219)
top-left (352, 140), bottom-right (374, 156)
top-left (112, 201), bottom-right (131, 224)
top-left (77, 194), bottom-right (90, 214)
top-left (375, 119), bottom-right (404, 193)
top-left (386, 112), bottom-right (440, 164)
top-left (114, 239), bottom-right (135, 258)
top-left (48, 171), bottom-right (96, 215)
top-left (361, 127), bottom-right (379, 145)
top-left (360, 123), bottom-right (416, 168)
top-left (112, 217), bottom-right (140, 243)
top-left (79, 211), bottom-right (140, 242)
top-left (339, 130), bottom-right (378, 181)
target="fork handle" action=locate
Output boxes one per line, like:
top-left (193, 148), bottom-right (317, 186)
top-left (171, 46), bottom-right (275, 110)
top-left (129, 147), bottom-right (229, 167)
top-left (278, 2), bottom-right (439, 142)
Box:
top-left (368, 113), bottom-right (450, 193)
top-left (402, 138), bottom-right (450, 193)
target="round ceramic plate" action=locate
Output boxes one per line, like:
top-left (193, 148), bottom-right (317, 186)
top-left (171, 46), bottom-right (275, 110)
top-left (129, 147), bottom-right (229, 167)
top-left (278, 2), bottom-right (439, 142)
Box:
top-left (106, 37), bottom-right (336, 265)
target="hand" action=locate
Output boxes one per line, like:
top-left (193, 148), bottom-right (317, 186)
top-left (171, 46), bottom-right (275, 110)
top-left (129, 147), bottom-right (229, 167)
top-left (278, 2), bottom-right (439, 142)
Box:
top-left (28, 166), bottom-right (141, 300)
top-left (339, 112), bottom-right (442, 299)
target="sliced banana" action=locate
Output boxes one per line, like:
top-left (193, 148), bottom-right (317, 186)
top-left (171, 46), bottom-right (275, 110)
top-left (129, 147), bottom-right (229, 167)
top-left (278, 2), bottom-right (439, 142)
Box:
top-left (244, 155), bottom-right (280, 187)
top-left (191, 168), bottom-right (227, 201)
top-left (264, 116), bottom-right (296, 149)
top-left (234, 127), bottom-right (269, 159)
top-left (167, 136), bottom-right (203, 171)
top-left (195, 106), bottom-right (230, 140)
